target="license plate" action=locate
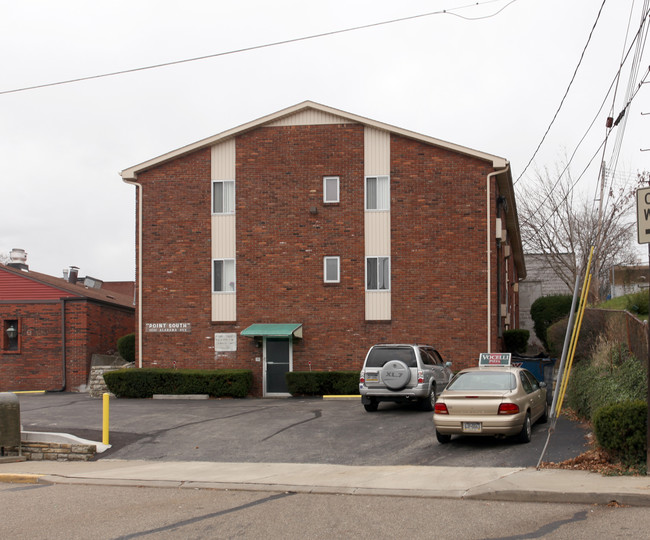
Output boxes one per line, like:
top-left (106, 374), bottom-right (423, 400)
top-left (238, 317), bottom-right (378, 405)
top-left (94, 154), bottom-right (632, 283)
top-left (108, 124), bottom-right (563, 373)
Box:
top-left (463, 422), bottom-right (482, 433)
top-left (366, 376), bottom-right (378, 383)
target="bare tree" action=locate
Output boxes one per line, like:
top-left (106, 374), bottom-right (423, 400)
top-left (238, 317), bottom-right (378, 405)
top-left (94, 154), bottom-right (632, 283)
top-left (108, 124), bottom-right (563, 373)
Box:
top-left (0, 252), bottom-right (9, 265)
top-left (517, 164), bottom-right (642, 300)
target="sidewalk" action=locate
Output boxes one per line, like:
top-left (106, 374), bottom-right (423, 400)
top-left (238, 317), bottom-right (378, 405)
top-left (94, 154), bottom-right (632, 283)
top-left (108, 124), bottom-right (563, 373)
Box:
top-left (2, 459), bottom-right (650, 507)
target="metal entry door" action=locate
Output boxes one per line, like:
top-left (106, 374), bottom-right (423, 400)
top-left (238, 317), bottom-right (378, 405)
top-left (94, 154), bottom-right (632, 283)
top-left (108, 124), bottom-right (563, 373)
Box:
top-left (265, 338), bottom-right (291, 395)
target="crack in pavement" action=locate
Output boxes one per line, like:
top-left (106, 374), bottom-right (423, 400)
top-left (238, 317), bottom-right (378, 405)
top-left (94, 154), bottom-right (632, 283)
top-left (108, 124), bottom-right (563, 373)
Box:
top-left (261, 409), bottom-right (322, 442)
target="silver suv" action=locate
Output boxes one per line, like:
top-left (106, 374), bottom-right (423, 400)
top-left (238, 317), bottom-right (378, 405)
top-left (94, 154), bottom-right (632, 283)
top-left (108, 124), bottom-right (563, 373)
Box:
top-left (359, 344), bottom-right (453, 412)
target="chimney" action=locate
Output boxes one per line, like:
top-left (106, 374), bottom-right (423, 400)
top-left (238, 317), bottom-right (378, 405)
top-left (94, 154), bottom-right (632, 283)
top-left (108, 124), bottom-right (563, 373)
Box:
top-left (67, 266), bottom-right (79, 284)
top-left (8, 248), bottom-right (28, 271)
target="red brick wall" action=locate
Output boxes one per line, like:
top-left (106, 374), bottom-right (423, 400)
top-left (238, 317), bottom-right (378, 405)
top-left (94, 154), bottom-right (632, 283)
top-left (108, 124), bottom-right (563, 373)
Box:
top-left (134, 124), bottom-right (516, 395)
top-left (0, 300), bottom-right (134, 392)
top-left (137, 147), bottom-right (213, 368)
top-left (390, 134), bottom-right (494, 364)
top-left (0, 302), bottom-right (63, 391)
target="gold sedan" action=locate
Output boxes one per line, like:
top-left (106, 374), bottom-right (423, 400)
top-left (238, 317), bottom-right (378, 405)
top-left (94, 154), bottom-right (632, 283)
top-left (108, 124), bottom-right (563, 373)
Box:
top-left (433, 366), bottom-right (548, 444)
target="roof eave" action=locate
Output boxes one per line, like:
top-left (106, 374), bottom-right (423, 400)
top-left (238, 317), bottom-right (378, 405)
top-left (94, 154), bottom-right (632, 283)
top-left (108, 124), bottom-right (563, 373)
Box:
top-left (120, 101), bottom-right (508, 179)
top-left (495, 168), bottom-right (526, 280)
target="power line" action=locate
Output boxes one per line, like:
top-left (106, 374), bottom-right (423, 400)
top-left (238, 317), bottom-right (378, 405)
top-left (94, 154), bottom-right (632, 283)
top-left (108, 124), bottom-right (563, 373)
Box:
top-left (519, 5), bottom-right (650, 227)
top-left (0, 0), bottom-right (519, 96)
top-left (513, 0), bottom-right (608, 186)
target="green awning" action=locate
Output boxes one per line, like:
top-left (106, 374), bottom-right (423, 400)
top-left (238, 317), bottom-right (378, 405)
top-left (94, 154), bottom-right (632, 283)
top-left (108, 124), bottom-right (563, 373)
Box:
top-left (241, 323), bottom-right (303, 339)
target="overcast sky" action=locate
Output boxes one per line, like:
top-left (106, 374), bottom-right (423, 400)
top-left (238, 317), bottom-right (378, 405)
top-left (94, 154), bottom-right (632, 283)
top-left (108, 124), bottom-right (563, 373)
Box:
top-left (2, 0), bottom-right (649, 281)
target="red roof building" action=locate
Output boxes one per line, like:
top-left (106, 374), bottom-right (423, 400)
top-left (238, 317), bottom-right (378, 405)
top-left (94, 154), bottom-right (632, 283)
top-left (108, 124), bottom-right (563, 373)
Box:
top-left (0, 263), bottom-right (135, 392)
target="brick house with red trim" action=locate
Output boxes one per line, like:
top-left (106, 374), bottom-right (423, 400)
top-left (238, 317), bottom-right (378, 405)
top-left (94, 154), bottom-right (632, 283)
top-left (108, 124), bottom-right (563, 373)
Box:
top-left (0, 262), bottom-right (135, 392)
top-left (121, 101), bottom-right (526, 397)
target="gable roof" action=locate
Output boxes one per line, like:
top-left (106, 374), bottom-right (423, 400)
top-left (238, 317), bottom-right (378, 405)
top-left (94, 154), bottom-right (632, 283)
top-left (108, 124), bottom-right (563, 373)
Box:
top-left (0, 264), bottom-right (135, 309)
top-left (120, 101), bottom-right (508, 180)
top-left (120, 100), bottom-right (525, 279)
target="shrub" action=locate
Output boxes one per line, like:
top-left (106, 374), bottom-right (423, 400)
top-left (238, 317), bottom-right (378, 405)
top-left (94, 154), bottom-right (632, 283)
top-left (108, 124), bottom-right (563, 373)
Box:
top-left (503, 329), bottom-right (529, 353)
top-left (593, 401), bottom-right (647, 467)
top-left (565, 340), bottom-right (647, 420)
top-left (117, 333), bottom-right (136, 363)
top-left (546, 309), bottom-right (610, 362)
top-left (286, 371), bottom-right (359, 396)
top-left (103, 368), bottom-right (252, 398)
top-left (530, 294), bottom-right (573, 349)
top-left (625, 291), bottom-right (649, 316)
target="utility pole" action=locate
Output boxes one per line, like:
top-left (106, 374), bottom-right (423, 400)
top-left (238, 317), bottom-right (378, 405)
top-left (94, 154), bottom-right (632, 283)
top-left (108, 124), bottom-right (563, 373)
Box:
top-left (634, 187), bottom-right (650, 477)
top-left (593, 161), bottom-right (607, 302)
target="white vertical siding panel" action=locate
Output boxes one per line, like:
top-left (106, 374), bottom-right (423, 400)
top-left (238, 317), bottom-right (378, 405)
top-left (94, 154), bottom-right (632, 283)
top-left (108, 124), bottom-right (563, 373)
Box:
top-left (364, 127), bottom-right (390, 176)
top-left (364, 212), bottom-right (391, 254)
top-left (211, 215), bottom-right (236, 258)
top-left (212, 140), bottom-right (237, 322)
top-left (268, 110), bottom-right (353, 126)
top-left (212, 294), bottom-right (237, 321)
top-left (364, 127), bottom-right (391, 320)
top-left (211, 139), bottom-right (236, 179)
top-left (365, 291), bottom-right (391, 320)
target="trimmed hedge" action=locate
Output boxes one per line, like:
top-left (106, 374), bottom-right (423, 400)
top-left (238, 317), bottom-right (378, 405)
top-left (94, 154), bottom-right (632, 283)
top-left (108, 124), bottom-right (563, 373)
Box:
top-left (530, 294), bottom-right (573, 349)
top-left (503, 329), bottom-right (529, 353)
top-left (286, 371), bottom-right (359, 396)
top-left (593, 401), bottom-right (647, 467)
top-left (117, 333), bottom-right (136, 363)
top-left (103, 368), bottom-right (252, 398)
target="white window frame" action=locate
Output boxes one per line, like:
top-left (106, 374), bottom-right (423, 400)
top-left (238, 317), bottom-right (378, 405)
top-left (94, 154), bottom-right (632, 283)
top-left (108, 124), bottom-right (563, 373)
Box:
top-left (323, 256), bottom-right (340, 283)
top-left (212, 259), bottom-right (236, 293)
top-left (323, 176), bottom-right (340, 203)
top-left (365, 256), bottom-right (390, 291)
top-left (212, 180), bottom-right (235, 214)
top-left (365, 175), bottom-right (390, 211)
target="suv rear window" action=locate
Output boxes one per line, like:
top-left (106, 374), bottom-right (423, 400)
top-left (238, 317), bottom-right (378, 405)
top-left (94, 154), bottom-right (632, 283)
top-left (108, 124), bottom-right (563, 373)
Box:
top-left (366, 347), bottom-right (417, 368)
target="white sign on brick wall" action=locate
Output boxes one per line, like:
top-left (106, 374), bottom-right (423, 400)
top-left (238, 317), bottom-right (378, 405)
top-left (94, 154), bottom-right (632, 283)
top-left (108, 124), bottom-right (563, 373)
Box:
top-left (214, 333), bottom-right (237, 352)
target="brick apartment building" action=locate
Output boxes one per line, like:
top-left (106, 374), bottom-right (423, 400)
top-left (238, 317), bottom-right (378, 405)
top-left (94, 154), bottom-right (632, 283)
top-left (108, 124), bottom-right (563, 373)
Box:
top-left (121, 101), bottom-right (525, 396)
top-left (0, 252), bottom-right (135, 391)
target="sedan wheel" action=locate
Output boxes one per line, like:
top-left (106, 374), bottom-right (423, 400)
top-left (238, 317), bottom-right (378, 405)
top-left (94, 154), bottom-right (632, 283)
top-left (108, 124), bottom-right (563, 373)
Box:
top-left (436, 430), bottom-right (451, 444)
top-left (517, 412), bottom-right (532, 443)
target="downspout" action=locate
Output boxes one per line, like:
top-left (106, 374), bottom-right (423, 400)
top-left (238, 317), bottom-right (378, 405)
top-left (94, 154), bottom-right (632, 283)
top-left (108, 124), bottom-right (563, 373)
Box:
top-left (122, 176), bottom-right (143, 368)
top-left (486, 164), bottom-right (509, 353)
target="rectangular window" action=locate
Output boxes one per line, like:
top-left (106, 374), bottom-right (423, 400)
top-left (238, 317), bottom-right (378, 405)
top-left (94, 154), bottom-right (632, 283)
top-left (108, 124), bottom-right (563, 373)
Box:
top-left (212, 180), bottom-right (235, 214)
top-left (365, 175), bottom-right (389, 210)
top-left (366, 256), bottom-right (390, 290)
top-left (213, 259), bottom-right (236, 292)
top-left (2, 319), bottom-right (19, 352)
top-left (324, 256), bottom-right (340, 283)
top-left (323, 176), bottom-right (339, 203)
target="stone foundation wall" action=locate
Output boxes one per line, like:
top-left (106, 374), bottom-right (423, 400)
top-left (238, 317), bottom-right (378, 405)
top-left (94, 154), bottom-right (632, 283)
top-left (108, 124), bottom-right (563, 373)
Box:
top-left (3, 441), bottom-right (96, 461)
top-left (89, 362), bottom-right (133, 398)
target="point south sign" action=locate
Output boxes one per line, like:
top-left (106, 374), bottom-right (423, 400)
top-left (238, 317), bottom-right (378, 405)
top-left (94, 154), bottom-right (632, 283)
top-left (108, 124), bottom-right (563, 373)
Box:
top-left (145, 322), bottom-right (191, 333)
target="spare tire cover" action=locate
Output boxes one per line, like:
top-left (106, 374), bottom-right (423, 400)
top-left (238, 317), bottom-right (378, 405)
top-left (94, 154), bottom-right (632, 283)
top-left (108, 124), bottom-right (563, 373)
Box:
top-left (381, 360), bottom-right (411, 390)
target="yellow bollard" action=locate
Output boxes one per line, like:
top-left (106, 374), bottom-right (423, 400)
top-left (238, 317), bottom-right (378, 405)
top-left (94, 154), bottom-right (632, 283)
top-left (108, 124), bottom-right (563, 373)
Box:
top-left (102, 393), bottom-right (110, 445)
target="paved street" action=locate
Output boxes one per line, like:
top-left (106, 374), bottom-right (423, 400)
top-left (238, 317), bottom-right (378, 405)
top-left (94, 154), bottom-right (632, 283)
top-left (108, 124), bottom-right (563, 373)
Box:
top-left (3, 482), bottom-right (650, 540)
top-left (17, 393), bottom-right (588, 467)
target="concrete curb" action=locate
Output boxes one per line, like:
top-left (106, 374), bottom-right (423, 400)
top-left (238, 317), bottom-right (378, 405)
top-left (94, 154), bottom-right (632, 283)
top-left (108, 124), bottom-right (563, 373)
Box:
top-left (0, 473), bottom-right (45, 484)
top-left (2, 461), bottom-right (650, 507)
top-left (21, 475), bottom-right (650, 506)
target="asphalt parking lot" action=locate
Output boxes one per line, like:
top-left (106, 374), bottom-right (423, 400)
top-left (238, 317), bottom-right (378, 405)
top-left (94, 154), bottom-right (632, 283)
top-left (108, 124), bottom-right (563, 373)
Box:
top-left (16, 393), bottom-right (589, 467)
